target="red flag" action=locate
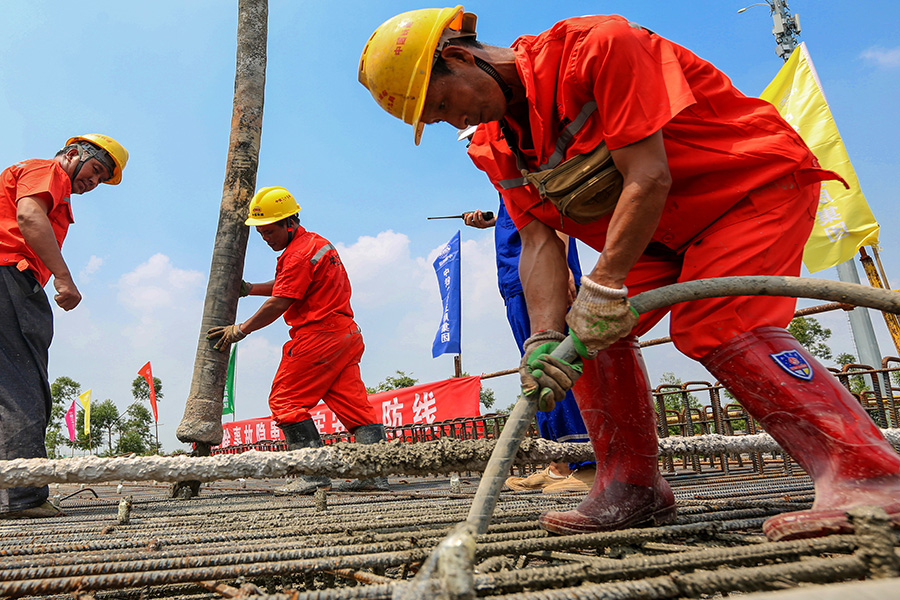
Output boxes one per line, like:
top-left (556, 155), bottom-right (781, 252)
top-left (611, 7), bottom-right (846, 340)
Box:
top-left (138, 361), bottom-right (159, 422)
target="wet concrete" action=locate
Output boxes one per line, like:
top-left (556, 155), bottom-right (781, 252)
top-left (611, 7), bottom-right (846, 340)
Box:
top-left (3, 431), bottom-right (898, 488)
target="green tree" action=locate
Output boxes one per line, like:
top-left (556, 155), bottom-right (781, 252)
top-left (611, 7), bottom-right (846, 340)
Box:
top-left (74, 399), bottom-right (120, 455)
top-left (788, 316), bottom-right (833, 360)
top-left (366, 371), bottom-right (418, 394)
top-left (656, 372), bottom-right (702, 435)
top-left (131, 375), bottom-right (161, 454)
top-left (479, 387), bottom-right (497, 411)
top-left (834, 352), bottom-right (870, 395)
top-left (132, 375), bottom-right (163, 406)
top-left (116, 403), bottom-right (155, 454)
top-left (47, 376), bottom-right (81, 458)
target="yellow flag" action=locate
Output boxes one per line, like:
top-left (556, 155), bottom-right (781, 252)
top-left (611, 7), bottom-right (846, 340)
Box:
top-left (78, 389), bottom-right (91, 435)
top-left (760, 42), bottom-right (879, 273)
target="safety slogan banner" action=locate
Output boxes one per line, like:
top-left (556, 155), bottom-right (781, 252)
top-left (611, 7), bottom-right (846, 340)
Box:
top-left (215, 375), bottom-right (482, 448)
top-left (432, 231), bottom-right (462, 358)
top-left (760, 42), bottom-right (879, 273)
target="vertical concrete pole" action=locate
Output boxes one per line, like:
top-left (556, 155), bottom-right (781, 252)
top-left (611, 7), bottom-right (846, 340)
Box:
top-left (176, 0), bottom-right (268, 447)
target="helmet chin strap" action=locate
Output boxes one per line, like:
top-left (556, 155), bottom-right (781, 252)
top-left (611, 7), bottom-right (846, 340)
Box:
top-left (285, 216), bottom-right (298, 244)
top-left (68, 147), bottom-right (88, 184)
top-left (67, 143), bottom-right (115, 185)
top-left (474, 56), bottom-right (512, 102)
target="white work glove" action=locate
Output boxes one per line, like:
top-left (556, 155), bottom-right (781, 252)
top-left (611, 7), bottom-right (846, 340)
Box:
top-left (207, 323), bottom-right (247, 352)
top-left (566, 277), bottom-right (638, 357)
top-left (519, 330), bottom-right (583, 412)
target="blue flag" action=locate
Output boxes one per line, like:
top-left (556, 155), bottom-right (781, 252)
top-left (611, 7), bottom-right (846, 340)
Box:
top-left (432, 231), bottom-right (462, 358)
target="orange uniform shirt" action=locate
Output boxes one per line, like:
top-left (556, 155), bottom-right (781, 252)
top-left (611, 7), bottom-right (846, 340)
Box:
top-left (0, 159), bottom-right (73, 286)
top-left (273, 225), bottom-right (356, 336)
top-left (467, 15), bottom-right (832, 253)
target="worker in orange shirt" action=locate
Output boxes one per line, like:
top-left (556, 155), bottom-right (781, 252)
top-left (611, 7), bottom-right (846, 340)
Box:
top-left (358, 7), bottom-right (900, 541)
top-left (0, 134), bottom-right (128, 519)
top-left (208, 186), bottom-right (388, 493)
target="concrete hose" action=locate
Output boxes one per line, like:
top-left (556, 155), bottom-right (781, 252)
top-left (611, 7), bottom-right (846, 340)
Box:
top-left (464, 275), bottom-right (900, 535)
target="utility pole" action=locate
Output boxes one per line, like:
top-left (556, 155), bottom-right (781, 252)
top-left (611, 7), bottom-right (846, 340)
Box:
top-left (739, 0), bottom-right (883, 369)
top-left (737, 1), bottom-right (800, 62)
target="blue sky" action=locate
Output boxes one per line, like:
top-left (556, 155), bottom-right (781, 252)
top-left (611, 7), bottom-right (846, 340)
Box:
top-left (3, 1), bottom-right (899, 452)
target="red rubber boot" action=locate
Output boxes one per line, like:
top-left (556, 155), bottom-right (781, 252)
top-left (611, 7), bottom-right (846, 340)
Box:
top-left (701, 326), bottom-right (900, 541)
top-left (539, 336), bottom-right (676, 535)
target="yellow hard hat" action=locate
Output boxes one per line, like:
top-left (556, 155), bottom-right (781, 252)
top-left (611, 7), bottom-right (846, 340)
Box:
top-left (358, 6), bottom-right (476, 145)
top-left (66, 134), bottom-right (128, 185)
top-left (246, 186), bottom-right (301, 226)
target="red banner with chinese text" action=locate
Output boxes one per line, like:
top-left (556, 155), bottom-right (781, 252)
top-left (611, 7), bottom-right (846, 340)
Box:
top-left (215, 376), bottom-right (481, 448)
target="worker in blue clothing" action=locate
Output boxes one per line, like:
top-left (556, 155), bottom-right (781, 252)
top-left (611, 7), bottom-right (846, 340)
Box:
top-left (465, 196), bottom-right (596, 493)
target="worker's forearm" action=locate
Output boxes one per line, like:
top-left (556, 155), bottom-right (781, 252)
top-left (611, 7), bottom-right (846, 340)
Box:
top-left (519, 229), bottom-right (569, 334)
top-left (592, 130), bottom-right (671, 288)
top-left (239, 296), bottom-right (293, 334)
top-left (589, 182), bottom-right (667, 288)
top-left (17, 204), bottom-right (73, 283)
top-left (247, 280), bottom-right (275, 296)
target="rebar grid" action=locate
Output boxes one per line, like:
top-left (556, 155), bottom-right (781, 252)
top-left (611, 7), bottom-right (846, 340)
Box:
top-left (0, 472), bottom-right (896, 599)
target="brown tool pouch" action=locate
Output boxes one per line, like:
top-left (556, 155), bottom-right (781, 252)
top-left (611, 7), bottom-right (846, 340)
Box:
top-left (521, 143), bottom-right (624, 225)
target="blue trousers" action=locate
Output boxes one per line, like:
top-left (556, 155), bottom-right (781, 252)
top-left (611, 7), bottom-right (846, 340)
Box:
top-left (0, 266), bottom-right (52, 513)
top-left (506, 293), bottom-right (592, 470)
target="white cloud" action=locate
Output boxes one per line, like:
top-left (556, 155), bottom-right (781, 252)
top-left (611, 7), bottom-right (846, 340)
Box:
top-left (79, 255), bottom-right (104, 281)
top-left (336, 230), bottom-right (424, 307)
top-left (117, 253), bottom-right (204, 312)
top-left (861, 46), bottom-right (900, 68)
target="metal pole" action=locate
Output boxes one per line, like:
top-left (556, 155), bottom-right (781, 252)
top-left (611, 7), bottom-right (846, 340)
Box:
top-left (836, 260), bottom-right (884, 368)
top-left (771, 0), bottom-right (800, 62)
top-left (741, 0), bottom-right (884, 366)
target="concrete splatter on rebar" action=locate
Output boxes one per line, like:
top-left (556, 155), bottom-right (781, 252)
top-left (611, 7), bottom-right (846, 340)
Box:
top-left (2, 431), bottom-right (898, 488)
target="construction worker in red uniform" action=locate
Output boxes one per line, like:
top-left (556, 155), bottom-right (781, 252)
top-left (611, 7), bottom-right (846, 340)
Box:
top-left (0, 134), bottom-right (128, 519)
top-left (358, 7), bottom-right (900, 541)
top-left (208, 186), bottom-right (388, 493)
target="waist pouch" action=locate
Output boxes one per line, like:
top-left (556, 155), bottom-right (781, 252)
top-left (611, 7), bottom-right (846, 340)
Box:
top-left (522, 143), bottom-right (624, 225)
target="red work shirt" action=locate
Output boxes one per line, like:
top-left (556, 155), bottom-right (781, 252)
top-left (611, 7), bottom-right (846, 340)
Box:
top-left (273, 225), bottom-right (356, 336)
top-left (467, 15), bottom-right (833, 252)
top-left (0, 159), bottom-right (74, 285)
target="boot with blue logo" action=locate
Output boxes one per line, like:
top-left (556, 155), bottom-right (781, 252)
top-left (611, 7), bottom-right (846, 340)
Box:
top-left (701, 326), bottom-right (900, 541)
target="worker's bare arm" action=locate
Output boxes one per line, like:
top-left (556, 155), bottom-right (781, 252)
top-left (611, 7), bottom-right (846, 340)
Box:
top-left (589, 130), bottom-right (671, 288)
top-left (519, 219), bottom-right (569, 334)
top-left (16, 195), bottom-right (80, 310)
top-left (245, 279), bottom-right (275, 296)
top-left (240, 295), bottom-right (294, 334)
top-left (555, 231), bottom-right (577, 305)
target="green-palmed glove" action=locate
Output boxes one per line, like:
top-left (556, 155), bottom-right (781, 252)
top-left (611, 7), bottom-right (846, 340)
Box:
top-left (566, 277), bottom-right (638, 357)
top-left (239, 280), bottom-right (252, 297)
top-left (519, 330), bottom-right (583, 412)
top-left (207, 323), bottom-right (247, 352)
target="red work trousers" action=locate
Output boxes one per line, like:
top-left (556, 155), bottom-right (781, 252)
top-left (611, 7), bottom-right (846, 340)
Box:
top-left (268, 324), bottom-right (377, 429)
top-left (627, 172), bottom-right (820, 359)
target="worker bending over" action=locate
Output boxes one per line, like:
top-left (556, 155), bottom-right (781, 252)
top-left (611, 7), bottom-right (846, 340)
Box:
top-left (208, 187), bottom-right (387, 493)
top-left (0, 134), bottom-right (128, 518)
top-left (358, 7), bottom-right (900, 541)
